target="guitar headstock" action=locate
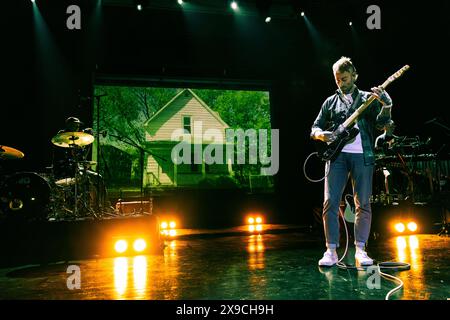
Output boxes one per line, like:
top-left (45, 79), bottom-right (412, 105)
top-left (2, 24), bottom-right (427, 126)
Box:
top-left (382, 65), bottom-right (410, 88)
top-left (387, 65), bottom-right (410, 83)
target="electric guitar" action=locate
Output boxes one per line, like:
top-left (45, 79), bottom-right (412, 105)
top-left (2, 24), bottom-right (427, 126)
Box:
top-left (315, 65), bottom-right (410, 162)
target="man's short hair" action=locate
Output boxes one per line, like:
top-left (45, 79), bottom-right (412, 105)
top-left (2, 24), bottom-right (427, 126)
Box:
top-left (333, 56), bottom-right (357, 75)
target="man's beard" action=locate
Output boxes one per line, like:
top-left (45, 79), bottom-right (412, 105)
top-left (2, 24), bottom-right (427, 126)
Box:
top-left (340, 84), bottom-right (355, 94)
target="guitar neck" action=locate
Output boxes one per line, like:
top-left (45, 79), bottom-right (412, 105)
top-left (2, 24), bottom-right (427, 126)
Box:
top-left (341, 65), bottom-right (409, 129)
top-left (342, 78), bottom-right (394, 128)
top-left (342, 95), bottom-right (377, 128)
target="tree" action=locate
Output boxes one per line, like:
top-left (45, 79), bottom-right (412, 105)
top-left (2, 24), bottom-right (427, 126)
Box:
top-left (94, 86), bottom-right (177, 180)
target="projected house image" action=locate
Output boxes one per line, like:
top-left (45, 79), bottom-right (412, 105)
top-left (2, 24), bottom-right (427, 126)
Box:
top-left (143, 89), bottom-right (233, 187)
top-left (94, 85), bottom-right (272, 193)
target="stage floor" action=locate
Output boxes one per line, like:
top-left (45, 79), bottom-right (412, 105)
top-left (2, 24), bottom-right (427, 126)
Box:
top-left (0, 227), bottom-right (448, 300)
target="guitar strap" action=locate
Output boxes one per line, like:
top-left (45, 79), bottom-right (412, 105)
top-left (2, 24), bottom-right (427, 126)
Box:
top-left (345, 91), bottom-right (363, 120)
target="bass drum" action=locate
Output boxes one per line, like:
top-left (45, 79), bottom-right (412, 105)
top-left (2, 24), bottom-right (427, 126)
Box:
top-left (0, 172), bottom-right (52, 221)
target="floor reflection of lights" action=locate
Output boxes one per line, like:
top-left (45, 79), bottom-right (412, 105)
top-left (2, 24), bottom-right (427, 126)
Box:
top-left (114, 257), bottom-right (128, 299)
top-left (246, 234), bottom-right (267, 299)
top-left (133, 256), bottom-right (147, 299)
top-left (247, 235), bottom-right (265, 270)
top-left (162, 240), bottom-right (180, 299)
top-left (113, 256), bottom-right (149, 300)
top-left (393, 235), bottom-right (428, 299)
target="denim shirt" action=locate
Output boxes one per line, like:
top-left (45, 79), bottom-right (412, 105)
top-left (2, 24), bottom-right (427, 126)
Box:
top-left (311, 87), bottom-right (392, 165)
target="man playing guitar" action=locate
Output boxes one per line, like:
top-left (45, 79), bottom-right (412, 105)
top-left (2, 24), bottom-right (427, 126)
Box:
top-left (311, 57), bottom-right (393, 267)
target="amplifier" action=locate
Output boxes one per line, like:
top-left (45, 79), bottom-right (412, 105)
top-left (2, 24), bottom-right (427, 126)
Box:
top-left (115, 200), bottom-right (152, 216)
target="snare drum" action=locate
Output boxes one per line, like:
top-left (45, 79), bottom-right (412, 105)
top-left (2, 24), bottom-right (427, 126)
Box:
top-left (0, 172), bottom-right (53, 221)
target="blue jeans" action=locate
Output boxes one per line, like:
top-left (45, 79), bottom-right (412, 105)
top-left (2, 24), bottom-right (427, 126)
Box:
top-left (322, 152), bottom-right (374, 249)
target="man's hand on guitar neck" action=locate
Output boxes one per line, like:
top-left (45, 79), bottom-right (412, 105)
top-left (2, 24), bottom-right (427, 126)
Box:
top-left (371, 86), bottom-right (393, 106)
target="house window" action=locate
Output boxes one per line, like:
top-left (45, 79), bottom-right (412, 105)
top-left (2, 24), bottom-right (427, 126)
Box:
top-left (183, 116), bottom-right (191, 134)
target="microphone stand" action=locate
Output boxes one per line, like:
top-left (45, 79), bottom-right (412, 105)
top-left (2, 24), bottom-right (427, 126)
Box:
top-left (94, 93), bottom-right (107, 214)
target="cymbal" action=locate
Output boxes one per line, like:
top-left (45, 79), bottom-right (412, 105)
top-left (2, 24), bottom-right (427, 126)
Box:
top-left (0, 145), bottom-right (25, 160)
top-left (51, 131), bottom-right (94, 148)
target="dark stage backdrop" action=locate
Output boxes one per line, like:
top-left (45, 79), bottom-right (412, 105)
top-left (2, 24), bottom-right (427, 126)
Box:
top-left (2, 0), bottom-right (449, 226)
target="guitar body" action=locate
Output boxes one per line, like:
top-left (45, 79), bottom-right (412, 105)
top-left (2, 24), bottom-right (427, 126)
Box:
top-left (316, 127), bottom-right (360, 162)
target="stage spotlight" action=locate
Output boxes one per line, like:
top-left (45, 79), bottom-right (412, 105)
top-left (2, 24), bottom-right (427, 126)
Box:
top-left (301, 12), bottom-right (305, 17)
top-left (407, 222), bottom-right (418, 232)
top-left (247, 217), bottom-right (255, 224)
top-left (249, 225), bottom-right (255, 232)
top-left (133, 239), bottom-right (147, 252)
top-left (134, 0), bottom-right (149, 11)
top-left (255, 224), bottom-right (263, 232)
top-left (114, 240), bottom-right (128, 253)
top-left (161, 219), bottom-right (178, 237)
top-left (265, 16), bottom-right (271, 23)
top-left (255, 217), bottom-right (262, 224)
top-left (178, 0), bottom-right (183, 4)
top-left (349, 22), bottom-right (353, 26)
top-left (231, 1), bottom-right (238, 10)
top-left (395, 222), bottom-right (405, 233)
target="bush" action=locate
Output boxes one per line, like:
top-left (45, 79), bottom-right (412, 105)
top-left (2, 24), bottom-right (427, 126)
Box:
top-left (198, 176), bottom-right (240, 189)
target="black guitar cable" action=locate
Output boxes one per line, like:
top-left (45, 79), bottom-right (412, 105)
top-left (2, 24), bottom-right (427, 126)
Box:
top-left (336, 205), bottom-right (411, 300)
top-left (303, 152), bottom-right (330, 182)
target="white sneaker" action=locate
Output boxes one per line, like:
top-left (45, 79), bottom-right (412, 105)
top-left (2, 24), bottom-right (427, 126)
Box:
top-left (355, 249), bottom-right (374, 266)
top-left (318, 250), bottom-right (338, 267)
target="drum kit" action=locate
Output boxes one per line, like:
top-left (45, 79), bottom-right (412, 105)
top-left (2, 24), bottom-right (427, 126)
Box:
top-left (0, 131), bottom-right (108, 222)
